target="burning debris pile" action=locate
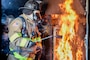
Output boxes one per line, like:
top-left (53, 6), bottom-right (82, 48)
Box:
top-left (53, 0), bottom-right (86, 60)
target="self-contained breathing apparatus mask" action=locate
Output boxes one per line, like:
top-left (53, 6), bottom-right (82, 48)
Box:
top-left (33, 10), bottom-right (42, 21)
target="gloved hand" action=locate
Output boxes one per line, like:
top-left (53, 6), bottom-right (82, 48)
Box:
top-left (29, 45), bottom-right (40, 59)
top-left (30, 45), bottom-right (40, 54)
top-left (36, 42), bottom-right (42, 49)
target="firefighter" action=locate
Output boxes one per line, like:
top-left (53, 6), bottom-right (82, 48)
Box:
top-left (7, 0), bottom-right (42, 60)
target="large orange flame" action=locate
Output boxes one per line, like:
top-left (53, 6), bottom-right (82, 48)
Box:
top-left (54, 0), bottom-right (85, 60)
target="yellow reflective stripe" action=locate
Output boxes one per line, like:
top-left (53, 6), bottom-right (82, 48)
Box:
top-left (36, 37), bottom-right (41, 42)
top-left (20, 38), bottom-right (29, 47)
top-left (14, 52), bottom-right (27, 60)
top-left (31, 37), bottom-right (41, 42)
top-left (10, 48), bottom-right (27, 60)
top-left (14, 52), bottom-right (24, 59)
top-left (27, 38), bottom-right (31, 41)
top-left (32, 38), bottom-right (37, 42)
top-left (10, 33), bottom-right (22, 42)
top-left (27, 58), bottom-right (33, 60)
top-left (10, 48), bottom-right (13, 51)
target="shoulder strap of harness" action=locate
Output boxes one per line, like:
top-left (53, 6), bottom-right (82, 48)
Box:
top-left (18, 16), bottom-right (28, 37)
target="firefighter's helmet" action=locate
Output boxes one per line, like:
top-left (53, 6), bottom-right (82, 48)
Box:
top-left (34, 0), bottom-right (43, 4)
top-left (19, 1), bottom-right (39, 11)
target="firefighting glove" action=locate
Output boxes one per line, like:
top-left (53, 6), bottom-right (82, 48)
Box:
top-left (31, 37), bottom-right (42, 43)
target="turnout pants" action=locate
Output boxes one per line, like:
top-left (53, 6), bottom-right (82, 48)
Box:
top-left (7, 54), bottom-right (17, 60)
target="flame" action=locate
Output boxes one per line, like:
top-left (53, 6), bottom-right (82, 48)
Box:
top-left (54, 0), bottom-right (85, 60)
top-left (51, 14), bottom-right (59, 19)
top-left (76, 49), bottom-right (83, 60)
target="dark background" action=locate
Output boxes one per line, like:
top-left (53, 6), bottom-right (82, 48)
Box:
top-left (1, 0), bottom-right (28, 17)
